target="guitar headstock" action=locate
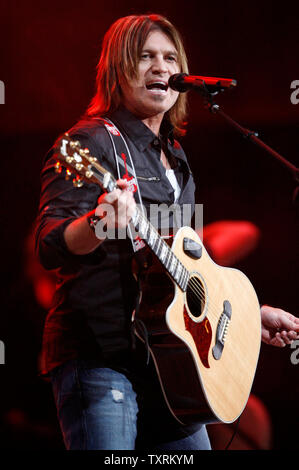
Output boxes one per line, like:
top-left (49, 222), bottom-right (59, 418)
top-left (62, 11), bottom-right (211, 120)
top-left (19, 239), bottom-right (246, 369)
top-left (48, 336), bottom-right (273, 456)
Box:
top-left (54, 133), bottom-right (117, 192)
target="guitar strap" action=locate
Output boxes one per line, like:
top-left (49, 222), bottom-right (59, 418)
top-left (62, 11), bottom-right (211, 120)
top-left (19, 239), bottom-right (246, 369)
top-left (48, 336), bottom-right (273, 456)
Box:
top-left (93, 116), bottom-right (151, 362)
top-left (94, 116), bottom-right (146, 253)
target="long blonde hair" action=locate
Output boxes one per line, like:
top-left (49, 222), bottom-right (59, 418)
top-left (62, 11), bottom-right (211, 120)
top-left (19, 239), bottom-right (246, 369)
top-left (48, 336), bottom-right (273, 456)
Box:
top-left (86, 14), bottom-right (189, 135)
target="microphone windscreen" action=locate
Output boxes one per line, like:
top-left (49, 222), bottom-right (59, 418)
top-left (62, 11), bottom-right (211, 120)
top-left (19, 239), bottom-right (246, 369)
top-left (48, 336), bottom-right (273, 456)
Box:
top-left (168, 74), bottom-right (189, 92)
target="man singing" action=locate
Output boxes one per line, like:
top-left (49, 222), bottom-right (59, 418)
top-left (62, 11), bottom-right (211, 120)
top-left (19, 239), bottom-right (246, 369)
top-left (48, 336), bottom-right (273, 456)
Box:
top-left (35, 14), bottom-right (299, 450)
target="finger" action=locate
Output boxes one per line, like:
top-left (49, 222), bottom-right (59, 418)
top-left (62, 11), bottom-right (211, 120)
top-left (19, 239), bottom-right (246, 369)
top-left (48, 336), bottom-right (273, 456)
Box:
top-left (280, 331), bottom-right (293, 345)
top-left (114, 192), bottom-right (136, 226)
top-left (116, 190), bottom-right (135, 213)
top-left (98, 188), bottom-right (122, 205)
top-left (104, 189), bottom-right (123, 204)
top-left (116, 179), bottom-right (130, 190)
top-left (282, 330), bottom-right (299, 344)
top-left (284, 331), bottom-right (298, 340)
top-left (273, 333), bottom-right (286, 347)
top-left (96, 190), bottom-right (123, 220)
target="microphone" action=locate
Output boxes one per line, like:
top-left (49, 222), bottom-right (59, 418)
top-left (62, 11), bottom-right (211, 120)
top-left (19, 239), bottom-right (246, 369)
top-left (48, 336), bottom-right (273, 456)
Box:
top-left (168, 73), bottom-right (237, 93)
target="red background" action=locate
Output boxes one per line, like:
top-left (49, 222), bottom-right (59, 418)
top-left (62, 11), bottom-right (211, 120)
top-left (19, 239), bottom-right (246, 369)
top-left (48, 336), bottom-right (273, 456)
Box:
top-left (1, 0), bottom-right (298, 450)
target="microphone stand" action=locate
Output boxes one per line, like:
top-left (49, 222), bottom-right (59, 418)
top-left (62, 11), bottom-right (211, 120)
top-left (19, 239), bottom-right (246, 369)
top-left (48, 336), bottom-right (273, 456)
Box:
top-left (196, 85), bottom-right (299, 205)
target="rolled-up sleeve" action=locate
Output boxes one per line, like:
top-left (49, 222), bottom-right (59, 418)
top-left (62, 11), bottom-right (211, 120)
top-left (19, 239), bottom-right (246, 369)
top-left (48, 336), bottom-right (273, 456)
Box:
top-left (35, 133), bottom-right (102, 270)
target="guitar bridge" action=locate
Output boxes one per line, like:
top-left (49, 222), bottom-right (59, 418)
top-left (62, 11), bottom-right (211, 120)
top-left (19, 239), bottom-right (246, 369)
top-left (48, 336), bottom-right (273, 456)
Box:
top-left (212, 300), bottom-right (232, 360)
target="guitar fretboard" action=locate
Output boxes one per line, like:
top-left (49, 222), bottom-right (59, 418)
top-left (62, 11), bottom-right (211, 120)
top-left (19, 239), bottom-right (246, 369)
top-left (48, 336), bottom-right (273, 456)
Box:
top-left (132, 208), bottom-right (190, 292)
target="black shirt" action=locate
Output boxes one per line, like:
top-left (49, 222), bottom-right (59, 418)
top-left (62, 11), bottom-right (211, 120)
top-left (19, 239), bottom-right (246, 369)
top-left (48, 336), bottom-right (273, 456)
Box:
top-left (35, 107), bottom-right (196, 375)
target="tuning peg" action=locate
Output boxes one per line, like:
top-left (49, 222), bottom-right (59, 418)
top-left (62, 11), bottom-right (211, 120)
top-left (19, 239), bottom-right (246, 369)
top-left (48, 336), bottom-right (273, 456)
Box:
top-left (70, 140), bottom-right (81, 148)
top-left (75, 163), bottom-right (83, 171)
top-left (85, 170), bottom-right (93, 179)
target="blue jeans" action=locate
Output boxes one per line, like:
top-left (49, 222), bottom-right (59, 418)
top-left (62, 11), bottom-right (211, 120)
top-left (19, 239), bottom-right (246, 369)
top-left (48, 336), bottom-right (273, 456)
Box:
top-left (50, 359), bottom-right (211, 450)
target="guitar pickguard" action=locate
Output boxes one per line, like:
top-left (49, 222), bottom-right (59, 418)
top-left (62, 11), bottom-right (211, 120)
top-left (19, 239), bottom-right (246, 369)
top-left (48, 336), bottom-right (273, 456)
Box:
top-left (183, 307), bottom-right (212, 368)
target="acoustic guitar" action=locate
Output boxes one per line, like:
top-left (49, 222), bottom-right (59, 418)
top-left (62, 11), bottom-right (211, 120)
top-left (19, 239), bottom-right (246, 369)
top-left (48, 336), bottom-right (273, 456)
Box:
top-left (55, 134), bottom-right (261, 425)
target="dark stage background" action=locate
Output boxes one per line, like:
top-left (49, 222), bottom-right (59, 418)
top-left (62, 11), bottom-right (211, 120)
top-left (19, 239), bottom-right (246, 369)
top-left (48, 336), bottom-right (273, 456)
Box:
top-left (1, 0), bottom-right (298, 450)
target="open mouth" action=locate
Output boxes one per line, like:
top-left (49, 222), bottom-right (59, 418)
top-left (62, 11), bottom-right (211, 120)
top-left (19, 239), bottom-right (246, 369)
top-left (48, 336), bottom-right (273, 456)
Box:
top-left (146, 81), bottom-right (168, 92)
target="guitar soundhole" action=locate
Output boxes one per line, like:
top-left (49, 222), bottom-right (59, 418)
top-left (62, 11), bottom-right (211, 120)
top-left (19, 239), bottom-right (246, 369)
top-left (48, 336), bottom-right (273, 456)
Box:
top-left (186, 275), bottom-right (206, 318)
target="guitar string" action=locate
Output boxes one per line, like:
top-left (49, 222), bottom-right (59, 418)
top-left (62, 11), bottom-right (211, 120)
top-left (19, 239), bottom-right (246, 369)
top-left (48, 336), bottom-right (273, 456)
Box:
top-left (187, 277), bottom-right (208, 316)
top-left (188, 276), bottom-right (223, 321)
top-left (160, 239), bottom-right (221, 321)
top-left (136, 209), bottom-right (226, 322)
top-left (183, 266), bottom-right (224, 322)
top-left (143, 226), bottom-right (220, 319)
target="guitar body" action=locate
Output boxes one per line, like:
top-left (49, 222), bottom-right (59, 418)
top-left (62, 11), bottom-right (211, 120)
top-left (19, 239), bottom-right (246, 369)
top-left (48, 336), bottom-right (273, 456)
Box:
top-left (133, 226), bottom-right (261, 425)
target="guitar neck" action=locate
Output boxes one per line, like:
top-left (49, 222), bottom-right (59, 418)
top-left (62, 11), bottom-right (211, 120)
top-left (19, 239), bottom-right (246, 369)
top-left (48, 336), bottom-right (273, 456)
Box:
top-left (132, 207), bottom-right (189, 292)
